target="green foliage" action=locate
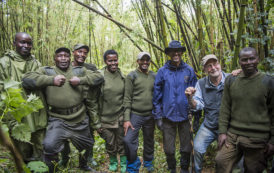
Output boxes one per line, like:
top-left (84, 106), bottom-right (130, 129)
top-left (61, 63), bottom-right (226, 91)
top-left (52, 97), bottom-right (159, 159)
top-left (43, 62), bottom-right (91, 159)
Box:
top-left (27, 161), bottom-right (48, 173)
top-left (11, 124), bottom-right (31, 143)
top-left (93, 134), bottom-right (106, 163)
top-left (0, 80), bottom-right (44, 143)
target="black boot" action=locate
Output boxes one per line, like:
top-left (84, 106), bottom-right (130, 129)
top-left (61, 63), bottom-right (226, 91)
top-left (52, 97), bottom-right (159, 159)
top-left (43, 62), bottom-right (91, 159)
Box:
top-left (44, 154), bottom-right (59, 173)
top-left (59, 141), bottom-right (70, 167)
top-left (166, 154), bottom-right (177, 173)
top-left (79, 149), bottom-right (94, 171)
top-left (180, 152), bottom-right (190, 173)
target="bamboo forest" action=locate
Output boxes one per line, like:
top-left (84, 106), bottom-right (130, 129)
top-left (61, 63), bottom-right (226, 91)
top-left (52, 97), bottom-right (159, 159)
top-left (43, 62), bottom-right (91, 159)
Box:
top-left (0, 0), bottom-right (273, 172)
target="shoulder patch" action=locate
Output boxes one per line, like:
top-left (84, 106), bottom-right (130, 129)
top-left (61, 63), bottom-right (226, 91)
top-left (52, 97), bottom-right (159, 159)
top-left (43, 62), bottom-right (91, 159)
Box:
top-left (262, 74), bottom-right (274, 89)
top-left (72, 66), bottom-right (85, 76)
top-left (44, 66), bottom-right (56, 76)
top-left (128, 71), bottom-right (138, 80)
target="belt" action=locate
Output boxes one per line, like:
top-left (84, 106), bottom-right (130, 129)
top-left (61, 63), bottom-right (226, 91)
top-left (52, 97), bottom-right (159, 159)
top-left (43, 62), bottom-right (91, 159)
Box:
top-left (50, 103), bottom-right (83, 115)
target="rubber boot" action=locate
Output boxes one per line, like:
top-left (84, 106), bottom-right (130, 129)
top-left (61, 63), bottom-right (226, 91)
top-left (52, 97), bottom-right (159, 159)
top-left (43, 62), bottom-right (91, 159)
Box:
top-left (44, 154), bottom-right (59, 173)
top-left (127, 157), bottom-right (141, 173)
top-left (58, 141), bottom-right (70, 167)
top-left (144, 160), bottom-right (154, 172)
top-left (109, 155), bottom-right (118, 172)
top-left (79, 150), bottom-right (94, 171)
top-left (120, 155), bottom-right (127, 173)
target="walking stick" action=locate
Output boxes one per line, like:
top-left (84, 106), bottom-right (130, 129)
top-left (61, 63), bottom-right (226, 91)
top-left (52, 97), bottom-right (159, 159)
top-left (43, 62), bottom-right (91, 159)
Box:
top-left (188, 108), bottom-right (195, 173)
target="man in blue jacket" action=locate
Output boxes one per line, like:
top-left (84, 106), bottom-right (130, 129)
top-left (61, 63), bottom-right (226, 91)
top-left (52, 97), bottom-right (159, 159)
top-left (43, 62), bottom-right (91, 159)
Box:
top-left (153, 40), bottom-right (197, 173)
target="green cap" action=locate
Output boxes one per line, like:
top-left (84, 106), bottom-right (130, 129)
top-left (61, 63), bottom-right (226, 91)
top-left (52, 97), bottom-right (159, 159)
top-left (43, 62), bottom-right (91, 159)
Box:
top-left (73, 44), bottom-right (89, 52)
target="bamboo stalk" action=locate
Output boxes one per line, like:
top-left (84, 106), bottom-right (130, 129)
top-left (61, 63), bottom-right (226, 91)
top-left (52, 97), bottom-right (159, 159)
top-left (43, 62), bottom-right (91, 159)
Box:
top-left (214, 0), bottom-right (233, 50)
top-left (72, 0), bottom-right (164, 52)
top-left (232, 0), bottom-right (247, 69)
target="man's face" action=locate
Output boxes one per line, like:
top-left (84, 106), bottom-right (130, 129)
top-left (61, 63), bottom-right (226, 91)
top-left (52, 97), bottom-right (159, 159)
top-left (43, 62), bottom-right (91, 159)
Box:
top-left (204, 59), bottom-right (222, 78)
top-left (239, 50), bottom-right (259, 76)
top-left (168, 49), bottom-right (183, 64)
top-left (14, 33), bottom-right (32, 58)
top-left (105, 54), bottom-right (118, 73)
top-left (137, 56), bottom-right (151, 72)
top-left (54, 51), bottom-right (71, 71)
top-left (73, 48), bottom-right (88, 66)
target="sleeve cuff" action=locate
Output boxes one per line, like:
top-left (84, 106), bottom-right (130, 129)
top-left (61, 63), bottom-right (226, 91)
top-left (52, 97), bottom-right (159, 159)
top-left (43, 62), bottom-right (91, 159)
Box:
top-left (124, 109), bottom-right (131, 122)
top-left (79, 77), bottom-right (87, 85)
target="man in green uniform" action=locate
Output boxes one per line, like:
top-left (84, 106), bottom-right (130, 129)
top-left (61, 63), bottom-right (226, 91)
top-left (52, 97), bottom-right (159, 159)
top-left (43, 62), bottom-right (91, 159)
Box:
top-left (22, 47), bottom-right (104, 172)
top-left (59, 43), bottom-right (99, 168)
top-left (123, 52), bottom-right (156, 172)
top-left (215, 47), bottom-right (274, 172)
top-left (96, 49), bottom-right (127, 172)
top-left (0, 32), bottom-right (47, 162)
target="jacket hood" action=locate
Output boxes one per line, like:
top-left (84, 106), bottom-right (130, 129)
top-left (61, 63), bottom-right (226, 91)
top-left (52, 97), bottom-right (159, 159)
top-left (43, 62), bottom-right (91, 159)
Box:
top-left (4, 50), bottom-right (34, 62)
top-left (164, 60), bottom-right (186, 70)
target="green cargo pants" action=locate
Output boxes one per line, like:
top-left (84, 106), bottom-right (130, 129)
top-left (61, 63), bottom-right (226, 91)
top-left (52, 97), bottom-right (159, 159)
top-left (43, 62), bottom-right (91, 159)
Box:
top-left (215, 132), bottom-right (267, 173)
top-left (99, 125), bottom-right (125, 156)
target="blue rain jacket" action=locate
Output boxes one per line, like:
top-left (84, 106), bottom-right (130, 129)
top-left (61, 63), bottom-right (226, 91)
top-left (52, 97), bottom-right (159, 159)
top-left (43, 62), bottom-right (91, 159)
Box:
top-left (153, 60), bottom-right (197, 122)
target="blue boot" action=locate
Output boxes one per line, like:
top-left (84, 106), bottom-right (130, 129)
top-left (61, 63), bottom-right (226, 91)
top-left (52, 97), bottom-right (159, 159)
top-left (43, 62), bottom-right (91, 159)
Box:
top-left (127, 157), bottom-right (141, 173)
top-left (144, 160), bottom-right (154, 172)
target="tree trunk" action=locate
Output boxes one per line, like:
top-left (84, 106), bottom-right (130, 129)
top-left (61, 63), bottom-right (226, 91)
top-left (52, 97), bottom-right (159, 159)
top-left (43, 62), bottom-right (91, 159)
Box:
top-left (232, 0), bottom-right (247, 69)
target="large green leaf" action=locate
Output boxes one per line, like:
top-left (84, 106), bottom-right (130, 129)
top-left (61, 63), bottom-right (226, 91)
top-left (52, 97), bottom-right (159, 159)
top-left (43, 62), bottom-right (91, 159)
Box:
top-left (27, 161), bottom-right (49, 173)
top-left (11, 124), bottom-right (31, 143)
top-left (3, 80), bottom-right (21, 90)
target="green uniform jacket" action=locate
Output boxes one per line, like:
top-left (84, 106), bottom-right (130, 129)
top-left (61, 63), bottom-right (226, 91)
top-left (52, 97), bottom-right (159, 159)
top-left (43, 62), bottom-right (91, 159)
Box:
top-left (22, 65), bottom-right (104, 126)
top-left (123, 69), bottom-right (156, 121)
top-left (219, 72), bottom-right (274, 143)
top-left (0, 50), bottom-right (47, 132)
top-left (97, 67), bottom-right (125, 128)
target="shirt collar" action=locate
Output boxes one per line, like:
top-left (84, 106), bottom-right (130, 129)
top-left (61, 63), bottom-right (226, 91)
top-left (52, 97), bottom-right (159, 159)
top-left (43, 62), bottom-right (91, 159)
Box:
top-left (208, 71), bottom-right (225, 87)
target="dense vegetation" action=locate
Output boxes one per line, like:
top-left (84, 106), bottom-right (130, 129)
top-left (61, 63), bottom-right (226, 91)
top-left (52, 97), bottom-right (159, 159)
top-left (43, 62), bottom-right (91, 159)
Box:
top-left (0, 0), bottom-right (273, 172)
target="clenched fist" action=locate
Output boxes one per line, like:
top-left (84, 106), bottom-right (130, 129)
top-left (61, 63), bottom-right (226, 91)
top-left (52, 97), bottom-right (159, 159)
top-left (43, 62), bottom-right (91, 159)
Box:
top-left (54, 75), bottom-right (66, 86)
top-left (185, 87), bottom-right (196, 99)
top-left (69, 76), bottom-right (81, 86)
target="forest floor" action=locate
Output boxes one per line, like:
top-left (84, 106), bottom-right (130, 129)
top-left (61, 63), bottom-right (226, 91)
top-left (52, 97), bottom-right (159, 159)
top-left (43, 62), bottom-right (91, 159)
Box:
top-left (0, 129), bottom-right (270, 173)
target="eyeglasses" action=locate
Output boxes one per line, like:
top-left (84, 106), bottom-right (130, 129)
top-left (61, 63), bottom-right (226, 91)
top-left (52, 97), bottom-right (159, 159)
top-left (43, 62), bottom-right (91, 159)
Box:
top-left (205, 62), bottom-right (219, 69)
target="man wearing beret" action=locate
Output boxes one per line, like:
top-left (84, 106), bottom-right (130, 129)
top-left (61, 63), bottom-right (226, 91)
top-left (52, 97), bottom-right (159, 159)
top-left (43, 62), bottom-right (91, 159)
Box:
top-left (22, 47), bottom-right (104, 172)
top-left (153, 40), bottom-right (197, 173)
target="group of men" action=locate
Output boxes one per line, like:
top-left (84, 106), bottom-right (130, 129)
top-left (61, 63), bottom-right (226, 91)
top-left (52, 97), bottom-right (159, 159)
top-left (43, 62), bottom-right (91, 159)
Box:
top-left (0, 32), bottom-right (273, 173)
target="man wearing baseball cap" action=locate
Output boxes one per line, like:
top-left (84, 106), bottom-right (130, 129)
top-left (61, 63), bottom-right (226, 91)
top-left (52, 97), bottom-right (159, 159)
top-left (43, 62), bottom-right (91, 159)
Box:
top-left (22, 47), bottom-right (104, 172)
top-left (123, 52), bottom-right (156, 172)
top-left (185, 54), bottom-right (229, 173)
top-left (72, 43), bottom-right (97, 71)
top-left (153, 40), bottom-right (197, 173)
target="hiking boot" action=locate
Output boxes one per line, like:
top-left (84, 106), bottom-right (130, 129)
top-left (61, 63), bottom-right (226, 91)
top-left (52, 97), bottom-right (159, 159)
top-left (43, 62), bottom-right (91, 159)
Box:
top-left (127, 157), bottom-right (141, 173)
top-left (144, 160), bottom-right (154, 172)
